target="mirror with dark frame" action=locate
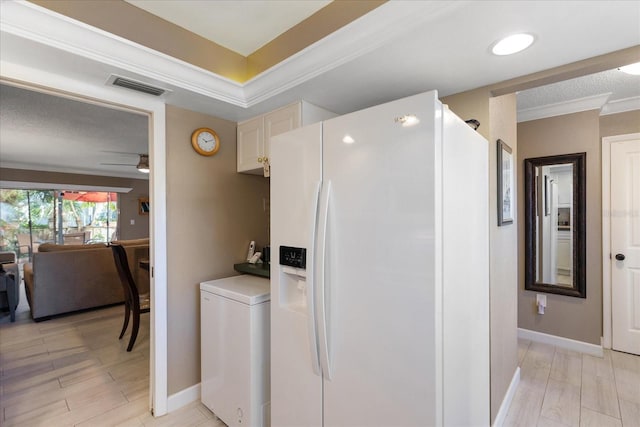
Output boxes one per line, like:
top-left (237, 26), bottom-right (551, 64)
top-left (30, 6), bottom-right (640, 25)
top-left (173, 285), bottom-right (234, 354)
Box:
top-left (524, 152), bottom-right (586, 298)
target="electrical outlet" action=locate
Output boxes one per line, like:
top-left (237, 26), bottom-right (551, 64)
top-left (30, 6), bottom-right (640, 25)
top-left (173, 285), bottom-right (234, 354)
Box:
top-left (130, 219), bottom-right (135, 225)
top-left (536, 294), bottom-right (547, 314)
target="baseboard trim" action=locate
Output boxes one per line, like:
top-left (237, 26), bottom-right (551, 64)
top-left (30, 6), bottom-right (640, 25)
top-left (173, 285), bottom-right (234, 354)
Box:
top-left (518, 328), bottom-right (603, 357)
top-left (167, 383), bottom-right (200, 413)
top-left (492, 367), bottom-right (520, 427)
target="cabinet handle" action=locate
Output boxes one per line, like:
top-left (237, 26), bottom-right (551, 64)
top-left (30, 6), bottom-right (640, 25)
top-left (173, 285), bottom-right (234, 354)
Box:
top-left (258, 157), bottom-right (263, 163)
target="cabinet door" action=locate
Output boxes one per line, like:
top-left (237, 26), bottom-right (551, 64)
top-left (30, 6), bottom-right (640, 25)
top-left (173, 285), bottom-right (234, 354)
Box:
top-left (264, 103), bottom-right (300, 163)
top-left (556, 233), bottom-right (571, 273)
top-left (237, 116), bottom-right (264, 173)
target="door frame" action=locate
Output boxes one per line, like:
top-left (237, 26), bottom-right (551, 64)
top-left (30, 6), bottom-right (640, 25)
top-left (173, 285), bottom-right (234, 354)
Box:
top-left (601, 132), bottom-right (640, 349)
top-left (0, 69), bottom-right (169, 415)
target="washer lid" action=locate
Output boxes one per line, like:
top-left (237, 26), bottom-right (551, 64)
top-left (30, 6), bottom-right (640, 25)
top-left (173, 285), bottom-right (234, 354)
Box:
top-left (200, 275), bottom-right (270, 305)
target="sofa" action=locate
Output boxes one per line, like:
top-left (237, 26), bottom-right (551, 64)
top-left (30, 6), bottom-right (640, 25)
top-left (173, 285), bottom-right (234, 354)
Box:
top-left (0, 251), bottom-right (20, 321)
top-left (23, 238), bottom-right (149, 321)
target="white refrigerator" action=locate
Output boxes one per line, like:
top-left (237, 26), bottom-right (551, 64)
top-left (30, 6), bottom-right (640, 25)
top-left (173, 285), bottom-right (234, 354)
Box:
top-left (270, 90), bottom-right (490, 426)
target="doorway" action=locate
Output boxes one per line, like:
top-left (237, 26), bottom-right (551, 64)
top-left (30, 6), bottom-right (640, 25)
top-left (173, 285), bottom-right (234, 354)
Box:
top-left (0, 77), bottom-right (168, 415)
top-left (602, 132), bottom-right (640, 356)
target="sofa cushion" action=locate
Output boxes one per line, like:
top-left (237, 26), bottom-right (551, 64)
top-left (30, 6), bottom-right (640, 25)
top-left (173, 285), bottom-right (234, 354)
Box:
top-left (0, 262), bottom-right (20, 311)
top-left (111, 238), bottom-right (150, 246)
top-left (0, 251), bottom-right (17, 264)
top-left (38, 242), bottom-right (107, 252)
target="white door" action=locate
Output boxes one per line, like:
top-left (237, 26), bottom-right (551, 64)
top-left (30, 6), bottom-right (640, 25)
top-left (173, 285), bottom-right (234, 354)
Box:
top-left (611, 138), bottom-right (640, 355)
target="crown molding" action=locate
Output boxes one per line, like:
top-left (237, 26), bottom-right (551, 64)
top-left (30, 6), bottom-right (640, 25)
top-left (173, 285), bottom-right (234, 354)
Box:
top-left (600, 96), bottom-right (640, 115)
top-left (0, 1), bottom-right (246, 105)
top-left (242, 1), bottom-right (466, 105)
top-left (0, 1), bottom-right (468, 109)
top-left (517, 93), bottom-right (612, 122)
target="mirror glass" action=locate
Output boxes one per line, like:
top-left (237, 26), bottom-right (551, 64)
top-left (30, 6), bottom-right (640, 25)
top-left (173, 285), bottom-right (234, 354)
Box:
top-left (524, 153), bottom-right (586, 298)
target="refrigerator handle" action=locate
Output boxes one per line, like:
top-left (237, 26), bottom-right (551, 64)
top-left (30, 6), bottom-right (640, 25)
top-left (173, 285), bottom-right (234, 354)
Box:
top-left (315, 180), bottom-right (332, 380)
top-left (307, 181), bottom-right (321, 376)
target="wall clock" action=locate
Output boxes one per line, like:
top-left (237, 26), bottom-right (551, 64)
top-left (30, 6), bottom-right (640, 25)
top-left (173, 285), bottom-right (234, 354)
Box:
top-left (191, 127), bottom-right (220, 156)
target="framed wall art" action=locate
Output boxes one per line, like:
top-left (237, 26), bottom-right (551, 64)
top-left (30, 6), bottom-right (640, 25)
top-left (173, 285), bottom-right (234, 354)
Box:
top-left (497, 139), bottom-right (514, 226)
top-left (138, 198), bottom-right (150, 215)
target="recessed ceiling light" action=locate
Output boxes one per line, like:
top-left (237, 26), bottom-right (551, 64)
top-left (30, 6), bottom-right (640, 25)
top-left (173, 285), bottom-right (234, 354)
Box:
top-left (491, 33), bottom-right (535, 56)
top-left (619, 62), bottom-right (640, 75)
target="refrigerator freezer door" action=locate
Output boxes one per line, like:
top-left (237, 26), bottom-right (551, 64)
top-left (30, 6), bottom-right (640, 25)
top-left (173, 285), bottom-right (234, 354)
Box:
top-left (321, 91), bottom-right (440, 426)
top-left (270, 123), bottom-right (323, 426)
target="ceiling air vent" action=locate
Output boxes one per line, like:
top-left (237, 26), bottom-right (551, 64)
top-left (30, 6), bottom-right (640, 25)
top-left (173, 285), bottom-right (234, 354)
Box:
top-left (108, 75), bottom-right (166, 96)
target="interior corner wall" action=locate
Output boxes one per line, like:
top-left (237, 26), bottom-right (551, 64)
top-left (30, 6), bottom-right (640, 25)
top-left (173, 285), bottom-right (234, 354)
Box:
top-left (165, 105), bottom-right (269, 395)
top-left (0, 167), bottom-right (149, 240)
top-left (517, 110), bottom-right (602, 345)
top-left (441, 88), bottom-right (491, 141)
top-left (116, 180), bottom-right (150, 240)
top-left (600, 110), bottom-right (640, 138)
top-left (488, 93), bottom-right (519, 421)
top-left (442, 89), bottom-right (518, 424)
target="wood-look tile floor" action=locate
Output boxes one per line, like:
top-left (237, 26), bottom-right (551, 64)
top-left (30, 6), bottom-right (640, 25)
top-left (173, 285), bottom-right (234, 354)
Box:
top-left (4, 284), bottom-right (639, 427)
top-left (505, 339), bottom-right (640, 427)
top-left (0, 290), bottom-right (223, 427)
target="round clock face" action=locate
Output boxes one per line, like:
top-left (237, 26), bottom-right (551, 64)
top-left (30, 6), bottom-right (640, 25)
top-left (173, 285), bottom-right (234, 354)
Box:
top-left (191, 128), bottom-right (220, 156)
top-left (198, 131), bottom-right (217, 152)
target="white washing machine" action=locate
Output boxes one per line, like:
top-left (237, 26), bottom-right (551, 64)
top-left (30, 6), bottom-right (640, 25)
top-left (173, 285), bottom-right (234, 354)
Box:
top-left (200, 275), bottom-right (270, 427)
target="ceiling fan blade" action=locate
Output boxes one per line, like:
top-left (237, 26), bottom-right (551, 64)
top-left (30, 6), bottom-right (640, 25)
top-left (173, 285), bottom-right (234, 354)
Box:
top-left (99, 150), bottom-right (148, 155)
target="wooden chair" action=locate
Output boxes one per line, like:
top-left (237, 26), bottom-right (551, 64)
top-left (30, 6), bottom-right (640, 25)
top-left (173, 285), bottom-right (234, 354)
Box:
top-left (110, 244), bottom-right (150, 351)
top-left (16, 234), bottom-right (33, 261)
top-left (63, 232), bottom-right (88, 245)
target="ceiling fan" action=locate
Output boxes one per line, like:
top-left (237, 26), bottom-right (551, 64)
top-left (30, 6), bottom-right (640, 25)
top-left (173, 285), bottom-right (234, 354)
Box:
top-left (100, 152), bottom-right (149, 173)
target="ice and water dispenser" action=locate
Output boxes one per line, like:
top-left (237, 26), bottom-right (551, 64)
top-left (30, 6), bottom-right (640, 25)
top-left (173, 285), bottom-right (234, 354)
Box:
top-left (278, 246), bottom-right (308, 313)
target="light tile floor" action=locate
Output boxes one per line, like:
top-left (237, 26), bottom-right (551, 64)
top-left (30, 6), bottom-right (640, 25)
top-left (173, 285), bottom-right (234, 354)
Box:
top-left (2, 283), bottom-right (638, 426)
top-left (0, 290), bottom-right (223, 427)
top-left (505, 339), bottom-right (640, 427)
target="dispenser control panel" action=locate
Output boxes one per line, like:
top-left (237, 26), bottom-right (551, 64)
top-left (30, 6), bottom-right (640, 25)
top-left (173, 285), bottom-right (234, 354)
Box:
top-left (279, 246), bottom-right (306, 269)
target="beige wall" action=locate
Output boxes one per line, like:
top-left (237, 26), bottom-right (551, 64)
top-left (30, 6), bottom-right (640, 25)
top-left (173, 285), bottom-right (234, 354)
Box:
top-left (33, 0), bottom-right (384, 82)
top-left (442, 90), bottom-right (518, 423)
top-left (517, 110), bottom-right (602, 344)
top-left (442, 88), bottom-right (491, 141)
top-left (600, 110), bottom-right (640, 138)
top-left (488, 93), bottom-right (519, 420)
top-left (165, 105), bottom-right (269, 394)
top-left (0, 167), bottom-right (149, 240)
top-left (32, 0), bottom-right (248, 82)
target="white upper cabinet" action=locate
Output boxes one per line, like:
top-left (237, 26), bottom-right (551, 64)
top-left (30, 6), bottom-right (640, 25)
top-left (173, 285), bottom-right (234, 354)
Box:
top-left (237, 101), bottom-right (335, 175)
top-left (237, 116), bottom-right (265, 173)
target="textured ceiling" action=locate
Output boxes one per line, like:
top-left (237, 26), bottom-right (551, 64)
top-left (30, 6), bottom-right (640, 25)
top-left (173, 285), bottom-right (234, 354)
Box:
top-left (517, 68), bottom-right (640, 110)
top-left (0, 84), bottom-right (149, 178)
